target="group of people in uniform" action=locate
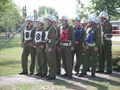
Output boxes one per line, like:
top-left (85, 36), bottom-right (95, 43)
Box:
top-left (19, 11), bottom-right (113, 80)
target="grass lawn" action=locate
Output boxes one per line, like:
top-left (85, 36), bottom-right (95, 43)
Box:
top-left (0, 47), bottom-right (22, 76)
top-left (112, 46), bottom-right (120, 55)
top-left (112, 41), bottom-right (120, 45)
top-left (0, 46), bottom-right (120, 90)
top-left (0, 34), bottom-right (120, 90)
top-left (0, 46), bottom-right (119, 76)
top-left (0, 33), bottom-right (21, 49)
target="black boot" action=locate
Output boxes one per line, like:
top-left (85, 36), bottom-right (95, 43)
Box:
top-left (96, 70), bottom-right (104, 73)
top-left (35, 73), bottom-right (41, 76)
top-left (104, 71), bottom-right (112, 74)
top-left (47, 77), bottom-right (56, 80)
top-left (29, 72), bottom-right (34, 75)
top-left (19, 72), bottom-right (28, 75)
top-left (62, 73), bottom-right (68, 77)
top-left (78, 73), bottom-right (85, 77)
top-left (68, 75), bottom-right (73, 79)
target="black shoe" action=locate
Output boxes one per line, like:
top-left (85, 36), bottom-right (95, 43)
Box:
top-left (47, 77), bottom-right (56, 80)
top-left (45, 75), bottom-right (50, 78)
top-left (41, 74), bottom-right (47, 77)
top-left (78, 73), bottom-right (84, 77)
top-left (87, 69), bottom-right (90, 71)
top-left (91, 75), bottom-right (96, 77)
top-left (62, 73), bottom-right (68, 77)
top-left (19, 72), bottom-right (28, 75)
top-left (75, 72), bottom-right (79, 76)
top-left (84, 72), bottom-right (87, 75)
top-left (104, 71), bottom-right (112, 74)
top-left (56, 73), bottom-right (61, 75)
top-left (29, 72), bottom-right (34, 75)
top-left (35, 73), bottom-right (41, 76)
top-left (96, 70), bottom-right (104, 73)
top-left (91, 73), bottom-right (96, 77)
top-left (68, 75), bottom-right (73, 79)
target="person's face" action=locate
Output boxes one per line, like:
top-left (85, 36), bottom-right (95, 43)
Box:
top-left (99, 17), bottom-right (107, 24)
top-left (60, 20), bottom-right (67, 26)
top-left (45, 19), bottom-right (51, 25)
top-left (73, 20), bottom-right (80, 27)
top-left (84, 23), bottom-right (88, 26)
top-left (26, 20), bottom-right (33, 26)
top-left (52, 21), bottom-right (56, 26)
top-left (35, 21), bottom-right (43, 29)
top-left (87, 21), bottom-right (93, 27)
top-left (99, 17), bottom-right (104, 22)
top-left (81, 23), bottom-right (87, 27)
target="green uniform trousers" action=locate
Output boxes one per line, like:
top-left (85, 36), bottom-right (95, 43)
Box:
top-left (21, 44), bottom-right (36, 73)
top-left (46, 46), bottom-right (56, 77)
top-left (81, 47), bottom-right (98, 75)
top-left (61, 46), bottom-right (73, 76)
top-left (36, 47), bottom-right (47, 75)
top-left (72, 44), bottom-right (84, 73)
top-left (99, 39), bottom-right (112, 72)
top-left (56, 49), bottom-right (61, 74)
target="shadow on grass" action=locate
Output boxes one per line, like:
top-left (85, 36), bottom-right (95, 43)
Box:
top-left (87, 75), bottom-right (120, 86)
top-left (69, 76), bottom-right (108, 90)
top-left (30, 73), bottom-right (120, 90)
top-left (27, 75), bottom-right (108, 90)
top-left (53, 78), bottom-right (87, 90)
top-left (109, 72), bottom-right (120, 78)
top-left (31, 76), bottom-right (87, 90)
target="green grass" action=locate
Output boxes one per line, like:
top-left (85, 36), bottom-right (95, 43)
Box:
top-left (0, 35), bottom-right (120, 76)
top-left (112, 41), bottom-right (120, 45)
top-left (0, 47), bottom-right (22, 76)
top-left (112, 46), bottom-right (120, 55)
top-left (0, 46), bottom-right (119, 76)
top-left (0, 35), bottom-right (120, 90)
top-left (0, 34), bottom-right (21, 49)
top-left (0, 47), bottom-right (33, 76)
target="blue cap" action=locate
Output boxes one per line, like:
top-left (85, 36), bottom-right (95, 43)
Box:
top-left (74, 17), bottom-right (80, 21)
top-left (46, 15), bottom-right (52, 21)
top-left (60, 16), bottom-right (68, 20)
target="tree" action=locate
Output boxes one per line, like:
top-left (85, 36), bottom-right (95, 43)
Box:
top-left (76, 0), bottom-right (89, 19)
top-left (90, 0), bottom-right (120, 20)
top-left (0, 0), bottom-right (15, 19)
top-left (38, 6), bottom-right (59, 18)
top-left (0, 0), bottom-right (22, 32)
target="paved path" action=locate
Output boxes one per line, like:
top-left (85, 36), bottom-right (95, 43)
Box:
top-left (0, 71), bottom-right (120, 87)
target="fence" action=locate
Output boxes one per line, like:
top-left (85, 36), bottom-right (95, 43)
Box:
top-left (0, 32), bottom-right (23, 75)
top-left (0, 31), bottom-right (120, 76)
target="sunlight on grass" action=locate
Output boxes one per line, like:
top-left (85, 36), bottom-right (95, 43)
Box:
top-left (0, 47), bottom-right (22, 76)
top-left (0, 35), bottom-right (120, 90)
top-left (0, 78), bottom-right (120, 90)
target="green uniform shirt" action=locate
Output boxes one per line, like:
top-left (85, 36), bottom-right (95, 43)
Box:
top-left (101, 20), bottom-right (112, 36)
top-left (45, 25), bottom-right (57, 48)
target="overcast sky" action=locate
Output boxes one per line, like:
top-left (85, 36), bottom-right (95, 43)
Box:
top-left (14, 0), bottom-right (90, 18)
